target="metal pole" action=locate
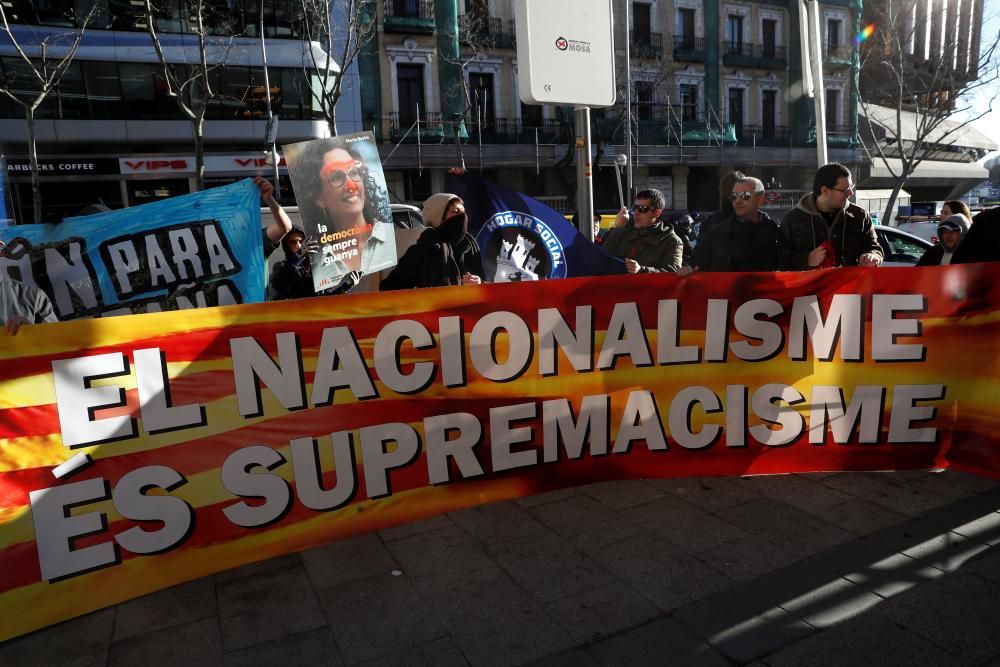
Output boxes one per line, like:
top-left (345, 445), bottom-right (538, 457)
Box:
top-left (623, 0), bottom-right (633, 200)
top-left (260, 0), bottom-right (280, 200)
top-left (575, 106), bottom-right (594, 242)
top-left (807, 0), bottom-right (828, 167)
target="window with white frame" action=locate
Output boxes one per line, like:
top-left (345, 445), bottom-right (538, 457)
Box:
top-left (824, 9), bottom-right (848, 57)
top-left (465, 55), bottom-right (503, 130)
top-left (824, 75), bottom-right (846, 131)
top-left (723, 72), bottom-right (751, 133)
top-left (758, 78), bottom-right (784, 136)
top-left (759, 8), bottom-right (784, 58)
top-left (676, 68), bottom-right (704, 121)
top-left (675, 0), bottom-right (702, 45)
top-left (386, 39), bottom-right (435, 127)
top-left (724, 4), bottom-right (750, 54)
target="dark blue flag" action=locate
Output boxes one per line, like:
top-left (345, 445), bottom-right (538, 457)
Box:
top-left (444, 173), bottom-right (626, 281)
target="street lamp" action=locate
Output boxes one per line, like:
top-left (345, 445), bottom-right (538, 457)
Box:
top-left (613, 153), bottom-right (628, 210)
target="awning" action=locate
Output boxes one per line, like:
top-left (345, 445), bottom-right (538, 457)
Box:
top-left (868, 159), bottom-right (988, 181)
top-left (863, 105), bottom-right (998, 152)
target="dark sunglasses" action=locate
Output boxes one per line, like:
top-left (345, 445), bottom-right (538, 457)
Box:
top-left (631, 204), bottom-right (655, 213)
top-left (729, 192), bottom-right (759, 201)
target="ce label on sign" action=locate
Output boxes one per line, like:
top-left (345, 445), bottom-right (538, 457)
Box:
top-left (544, 84), bottom-right (552, 92)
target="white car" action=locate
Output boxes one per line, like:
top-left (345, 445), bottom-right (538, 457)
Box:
top-left (874, 225), bottom-right (933, 266)
top-left (896, 220), bottom-right (941, 244)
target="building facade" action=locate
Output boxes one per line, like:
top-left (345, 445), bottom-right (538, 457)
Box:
top-left (363, 0), bottom-right (868, 213)
top-left (0, 0), bottom-right (335, 222)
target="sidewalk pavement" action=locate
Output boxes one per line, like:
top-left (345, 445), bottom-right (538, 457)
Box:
top-left (3, 470), bottom-right (1000, 666)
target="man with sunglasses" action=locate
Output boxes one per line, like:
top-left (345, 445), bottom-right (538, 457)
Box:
top-left (601, 189), bottom-right (683, 274)
top-left (0, 239), bottom-right (58, 335)
top-left (779, 163), bottom-right (882, 269)
top-left (679, 177), bottom-right (787, 275)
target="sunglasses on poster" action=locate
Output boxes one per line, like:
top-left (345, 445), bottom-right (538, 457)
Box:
top-left (321, 161), bottom-right (365, 188)
top-left (729, 192), bottom-right (760, 201)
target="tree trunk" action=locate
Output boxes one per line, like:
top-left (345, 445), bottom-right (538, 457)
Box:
top-left (882, 181), bottom-right (904, 227)
top-left (26, 107), bottom-right (41, 225)
top-left (328, 108), bottom-right (338, 137)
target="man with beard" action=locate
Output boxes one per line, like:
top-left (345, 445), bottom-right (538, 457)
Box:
top-left (780, 163), bottom-right (882, 269)
top-left (679, 177), bottom-right (787, 274)
top-left (380, 193), bottom-right (486, 290)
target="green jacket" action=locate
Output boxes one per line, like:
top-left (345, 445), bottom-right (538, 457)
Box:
top-left (779, 194), bottom-right (883, 269)
top-left (601, 222), bottom-right (683, 273)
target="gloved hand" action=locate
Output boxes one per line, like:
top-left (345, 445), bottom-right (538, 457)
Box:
top-left (302, 236), bottom-right (321, 258)
top-left (331, 270), bottom-right (362, 295)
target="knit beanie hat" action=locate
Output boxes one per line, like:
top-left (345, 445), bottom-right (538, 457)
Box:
top-left (422, 193), bottom-right (461, 228)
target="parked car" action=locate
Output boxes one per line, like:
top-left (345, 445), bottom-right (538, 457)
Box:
top-left (896, 220), bottom-right (941, 244)
top-left (390, 203), bottom-right (424, 229)
top-left (875, 225), bottom-right (933, 266)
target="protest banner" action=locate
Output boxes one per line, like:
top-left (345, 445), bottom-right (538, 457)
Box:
top-left (446, 172), bottom-right (626, 281)
top-left (1, 265), bottom-right (999, 641)
top-left (283, 133), bottom-right (397, 293)
top-left (0, 180), bottom-right (264, 319)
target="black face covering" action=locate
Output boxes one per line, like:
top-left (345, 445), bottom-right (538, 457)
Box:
top-left (437, 212), bottom-right (468, 245)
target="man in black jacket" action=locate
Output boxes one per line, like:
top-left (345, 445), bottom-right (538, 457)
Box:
top-left (916, 216), bottom-right (967, 266)
top-left (679, 177), bottom-right (787, 274)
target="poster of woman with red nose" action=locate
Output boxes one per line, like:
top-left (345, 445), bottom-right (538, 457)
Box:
top-left (283, 132), bottom-right (397, 293)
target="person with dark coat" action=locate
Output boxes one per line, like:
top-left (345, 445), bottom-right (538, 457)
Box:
top-left (952, 206), bottom-right (1000, 264)
top-left (602, 188), bottom-right (683, 273)
top-left (380, 193), bottom-right (486, 290)
top-left (268, 227), bottom-right (358, 300)
top-left (915, 215), bottom-right (968, 266)
top-left (680, 177), bottom-right (787, 274)
top-left (779, 163), bottom-right (882, 269)
top-left (696, 170), bottom-right (745, 243)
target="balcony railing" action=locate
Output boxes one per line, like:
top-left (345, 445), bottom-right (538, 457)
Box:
top-left (826, 44), bottom-right (854, 62)
top-left (388, 111), bottom-right (445, 139)
top-left (739, 125), bottom-right (791, 146)
top-left (630, 31), bottom-right (663, 59)
top-left (724, 40), bottom-right (755, 58)
top-left (458, 14), bottom-right (516, 49)
top-left (385, 0), bottom-right (433, 19)
top-left (384, 0), bottom-right (434, 32)
top-left (672, 35), bottom-right (707, 61)
top-left (724, 42), bottom-right (788, 67)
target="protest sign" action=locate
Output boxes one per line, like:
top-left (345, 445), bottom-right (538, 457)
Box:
top-left (0, 180), bottom-right (264, 319)
top-left (1, 265), bottom-right (998, 641)
top-left (283, 133), bottom-right (397, 293)
top-left (446, 172), bottom-right (626, 281)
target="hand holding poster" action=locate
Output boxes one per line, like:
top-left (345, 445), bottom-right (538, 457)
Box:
top-left (283, 133), bottom-right (397, 293)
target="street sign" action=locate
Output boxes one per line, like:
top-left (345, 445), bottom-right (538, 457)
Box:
top-left (515, 0), bottom-right (616, 107)
top-left (766, 191), bottom-right (783, 203)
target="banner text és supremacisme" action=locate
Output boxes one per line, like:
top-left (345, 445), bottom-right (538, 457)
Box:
top-left (34, 294), bottom-right (943, 580)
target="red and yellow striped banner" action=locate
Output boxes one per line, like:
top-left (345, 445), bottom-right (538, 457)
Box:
top-left (1, 265), bottom-right (999, 641)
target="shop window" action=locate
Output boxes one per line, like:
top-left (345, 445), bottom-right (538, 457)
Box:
top-left (84, 61), bottom-right (124, 119)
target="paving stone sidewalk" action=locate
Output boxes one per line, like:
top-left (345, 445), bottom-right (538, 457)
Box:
top-left (3, 470), bottom-right (999, 666)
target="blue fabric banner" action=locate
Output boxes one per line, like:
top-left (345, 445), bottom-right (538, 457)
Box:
top-left (0, 179), bottom-right (263, 319)
top-left (444, 173), bottom-right (626, 281)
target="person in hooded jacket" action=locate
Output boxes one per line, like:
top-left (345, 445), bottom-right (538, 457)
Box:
top-left (602, 188), bottom-right (683, 273)
top-left (951, 206), bottom-right (1000, 264)
top-left (268, 227), bottom-right (359, 300)
top-left (915, 215), bottom-right (968, 266)
top-left (779, 163), bottom-right (882, 269)
top-left (380, 193), bottom-right (486, 290)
